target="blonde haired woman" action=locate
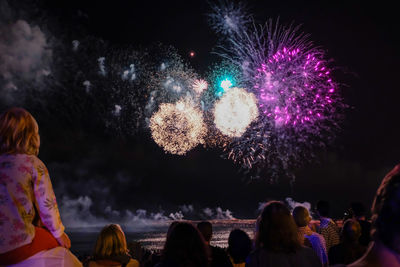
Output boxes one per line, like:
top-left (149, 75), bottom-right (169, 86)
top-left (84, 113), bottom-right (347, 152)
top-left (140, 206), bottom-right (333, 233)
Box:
top-left (86, 224), bottom-right (139, 267)
top-left (0, 107), bottom-right (80, 266)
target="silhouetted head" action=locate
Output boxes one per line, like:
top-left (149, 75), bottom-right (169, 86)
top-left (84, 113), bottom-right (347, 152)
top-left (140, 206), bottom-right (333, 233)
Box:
top-left (163, 222), bottom-right (209, 267)
top-left (197, 221), bottom-right (212, 243)
top-left (0, 107), bottom-right (40, 155)
top-left (94, 224), bottom-right (129, 259)
top-left (351, 202), bottom-right (367, 218)
top-left (256, 201), bottom-right (301, 253)
top-left (293, 206), bottom-right (312, 227)
top-left (167, 221), bottom-right (179, 238)
top-left (371, 164), bottom-right (400, 253)
top-left (341, 219), bottom-right (362, 243)
top-left (228, 229), bottom-right (252, 264)
top-left (316, 200), bottom-right (330, 218)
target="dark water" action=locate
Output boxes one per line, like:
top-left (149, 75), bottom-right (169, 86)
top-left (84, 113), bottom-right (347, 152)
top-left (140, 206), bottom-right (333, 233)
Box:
top-left (68, 219), bottom-right (256, 258)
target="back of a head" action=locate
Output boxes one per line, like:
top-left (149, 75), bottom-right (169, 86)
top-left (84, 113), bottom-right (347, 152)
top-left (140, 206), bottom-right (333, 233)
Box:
top-left (292, 206), bottom-right (310, 227)
top-left (94, 224), bottom-right (128, 259)
top-left (0, 107), bottom-right (40, 156)
top-left (341, 219), bottom-right (362, 243)
top-left (351, 202), bottom-right (366, 218)
top-left (371, 164), bottom-right (400, 253)
top-left (317, 200), bottom-right (330, 218)
top-left (228, 229), bottom-right (252, 264)
top-left (256, 201), bottom-right (301, 253)
top-left (163, 222), bottom-right (209, 267)
top-left (167, 221), bottom-right (179, 238)
top-left (197, 221), bottom-right (212, 243)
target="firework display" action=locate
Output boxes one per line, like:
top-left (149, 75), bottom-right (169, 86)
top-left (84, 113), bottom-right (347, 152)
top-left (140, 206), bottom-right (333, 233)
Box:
top-left (213, 87), bottom-right (258, 138)
top-left (1, 1), bottom-right (345, 179)
top-left (206, 2), bottom-right (345, 178)
top-left (149, 99), bottom-right (206, 155)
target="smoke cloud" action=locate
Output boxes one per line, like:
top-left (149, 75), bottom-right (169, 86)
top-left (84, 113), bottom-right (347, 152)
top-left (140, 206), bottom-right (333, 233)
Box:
top-left (59, 195), bottom-right (236, 232)
top-left (0, 19), bottom-right (51, 101)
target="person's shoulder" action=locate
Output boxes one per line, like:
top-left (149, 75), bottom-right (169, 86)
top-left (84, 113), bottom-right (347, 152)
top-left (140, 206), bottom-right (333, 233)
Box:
top-left (247, 248), bottom-right (262, 258)
top-left (127, 258), bottom-right (140, 267)
top-left (297, 246), bottom-right (323, 266)
top-left (312, 232), bottom-right (327, 244)
top-left (246, 248), bottom-right (263, 266)
top-left (298, 246), bottom-right (320, 259)
top-left (298, 246), bottom-right (315, 254)
top-left (30, 155), bottom-right (45, 166)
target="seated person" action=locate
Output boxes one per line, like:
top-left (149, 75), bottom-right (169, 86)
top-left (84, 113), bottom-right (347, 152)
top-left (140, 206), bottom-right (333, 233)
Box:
top-left (247, 201), bottom-right (322, 267)
top-left (316, 200), bottom-right (340, 252)
top-left (227, 229), bottom-right (252, 267)
top-left (197, 221), bottom-right (232, 267)
top-left (350, 202), bottom-right (372, 246)
top-left (0, 108), bottom-right (75, 266)
top-left (156, 222), bottom-right (208, 267)
top-left (293, 206), bottom-right (328, 266)
top-left (329, 219), bottom-right (366, 265)
top-left (349, 164), bottom-right (400, 267)
top-left (85, 224), bottom-right (139, 267)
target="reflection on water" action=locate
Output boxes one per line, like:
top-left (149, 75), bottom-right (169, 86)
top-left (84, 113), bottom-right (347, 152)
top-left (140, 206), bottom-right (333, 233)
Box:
top-left (69, 219), bottom-right (256, 257)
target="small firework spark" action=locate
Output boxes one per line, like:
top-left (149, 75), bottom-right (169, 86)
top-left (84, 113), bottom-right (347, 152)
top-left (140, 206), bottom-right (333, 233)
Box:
top-left (150, 99), bottom-right (206, 155)
top-left (208, 0), bottom-right (250, 35)
top-left (192, 79), bottom-right (208, 94)
top-left (220, 78), bottom-right (233, 93)
top-left (205, 61), bottom-right (241, 100)
top-left (144, 47), bottom-right (200, 123)
top-left (98, 57), bottom-right (106, 76)
top-left (113, 104), bottom-right (122, 116)
top-left (189, 51), bottom-right (196, 58)
top-left (213, 87), bottom-right (258, 138)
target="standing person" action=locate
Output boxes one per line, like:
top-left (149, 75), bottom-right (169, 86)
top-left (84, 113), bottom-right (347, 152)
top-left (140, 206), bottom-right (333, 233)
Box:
top-left (316, 200), bottom-right (340, 251)
top-left (246, 201), bottom-right (322, 267)
top-left (349, 164), bottom-right (400, 267)
top-left (85, 224), bottom-right (139, 267)
top-left (292, 206), bottom-right (328, 266)
top-left (227, 229), bottom-right (252, 267)
top-left (0, 107), bottom-right (80, 266)
top-left (156, 222), bottom-right (209, 267)
top-left (197, 221), bottom-right (232, 267)
top-left (350, 202), bottom-right (372, 247)
top-left (328, 219), bottom-right (366, 265)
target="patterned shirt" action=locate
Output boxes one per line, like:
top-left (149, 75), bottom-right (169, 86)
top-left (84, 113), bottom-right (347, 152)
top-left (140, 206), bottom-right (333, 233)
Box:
top-left (0, 154), bottom-right (64, 253)
top-left (317, 218), bottom-right (340, 252)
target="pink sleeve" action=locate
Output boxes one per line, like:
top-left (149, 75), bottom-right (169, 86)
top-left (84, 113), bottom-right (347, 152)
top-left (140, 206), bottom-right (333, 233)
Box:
top-left (32, 158), bottom-right (65, 238)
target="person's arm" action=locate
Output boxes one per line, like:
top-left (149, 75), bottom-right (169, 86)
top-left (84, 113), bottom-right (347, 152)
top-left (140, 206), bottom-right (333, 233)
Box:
top-left (32, 158), bottom-right (69, 247)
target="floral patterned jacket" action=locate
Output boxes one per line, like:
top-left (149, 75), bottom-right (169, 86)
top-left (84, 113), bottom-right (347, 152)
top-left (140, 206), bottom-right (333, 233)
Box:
top-left (0, 154), bottom-right (64, 253)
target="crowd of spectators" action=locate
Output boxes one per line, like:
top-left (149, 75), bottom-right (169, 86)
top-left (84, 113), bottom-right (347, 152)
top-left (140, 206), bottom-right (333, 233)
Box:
top-left (1, 108), bottom-right (399, 267)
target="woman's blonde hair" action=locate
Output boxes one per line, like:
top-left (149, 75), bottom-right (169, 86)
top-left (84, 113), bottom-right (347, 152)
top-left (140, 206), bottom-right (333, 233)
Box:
top-left (0, 107), bottom-right (40, 155)
top-left (94, 224), bottom-right (128, 258)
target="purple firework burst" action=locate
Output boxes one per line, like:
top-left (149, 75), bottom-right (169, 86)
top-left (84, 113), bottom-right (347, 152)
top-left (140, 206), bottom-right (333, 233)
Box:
top-left (208, 2), bottom-right (346, 180)
top-left (256, 47), bottom-right (337, 129)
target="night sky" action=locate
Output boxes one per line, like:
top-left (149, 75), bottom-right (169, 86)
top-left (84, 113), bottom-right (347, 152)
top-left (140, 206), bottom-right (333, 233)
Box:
top-left (1, 0), bottom-right (399, 220)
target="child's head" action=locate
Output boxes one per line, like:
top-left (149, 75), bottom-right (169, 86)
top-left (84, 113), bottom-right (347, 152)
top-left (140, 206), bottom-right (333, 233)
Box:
top-left (292, 206), bottom-right (312, 227)
top-left (94, 224), bottom-right (128, 258)
top-left (0, 107), bottom-right (40, 155)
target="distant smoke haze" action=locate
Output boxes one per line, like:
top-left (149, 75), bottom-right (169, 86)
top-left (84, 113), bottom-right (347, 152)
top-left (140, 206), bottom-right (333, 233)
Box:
top-left (0, 19), bottom-right (51, 100)
top-left (59, 195), bottom-right (236, 232)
